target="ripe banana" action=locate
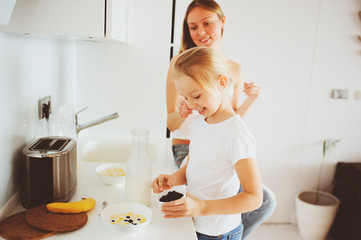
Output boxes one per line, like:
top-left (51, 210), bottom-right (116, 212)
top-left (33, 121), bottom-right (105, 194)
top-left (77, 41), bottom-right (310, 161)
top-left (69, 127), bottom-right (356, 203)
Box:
top-left (46, 198), bottom-right (96, 214)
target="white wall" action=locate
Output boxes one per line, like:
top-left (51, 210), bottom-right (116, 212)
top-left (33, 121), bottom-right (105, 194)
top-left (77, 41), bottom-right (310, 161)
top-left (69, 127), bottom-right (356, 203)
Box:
top-left (0, 32), bottom-right (76, 209)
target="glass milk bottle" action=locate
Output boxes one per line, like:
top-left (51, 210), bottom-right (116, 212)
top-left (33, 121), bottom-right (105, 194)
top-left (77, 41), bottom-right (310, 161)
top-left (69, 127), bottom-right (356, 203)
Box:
top-left (125, 129), bottom-right (152, 206)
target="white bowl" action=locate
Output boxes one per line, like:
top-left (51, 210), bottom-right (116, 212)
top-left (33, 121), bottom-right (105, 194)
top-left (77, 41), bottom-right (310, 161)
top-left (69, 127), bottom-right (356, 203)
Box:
top-left (100, 202), bottom-right (152, 236)
top-left (157, 186), bottom-right (186, 206)
top-left (96, 163), bottom-right (126, 186)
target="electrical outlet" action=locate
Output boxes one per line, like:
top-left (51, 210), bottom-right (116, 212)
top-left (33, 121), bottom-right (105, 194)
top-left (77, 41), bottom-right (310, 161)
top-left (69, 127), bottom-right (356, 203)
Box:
top-left (38, 96), bottom-right (52, 119)
top-left (331, 89), bottom-right (349, 99)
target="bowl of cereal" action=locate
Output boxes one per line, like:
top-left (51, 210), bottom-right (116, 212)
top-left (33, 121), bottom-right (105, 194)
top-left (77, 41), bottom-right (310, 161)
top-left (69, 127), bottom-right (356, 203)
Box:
top-left (96, 163), bottom-right (126, 186)
top-left (100, 202), bottom-right (152, 235)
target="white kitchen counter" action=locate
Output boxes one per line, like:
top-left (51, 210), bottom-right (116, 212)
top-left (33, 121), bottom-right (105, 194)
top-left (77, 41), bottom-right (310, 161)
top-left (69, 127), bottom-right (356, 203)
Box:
top-left (45, 162), bottom-right (197, 240)
top-left (1, 140), bottom-right (197, 240)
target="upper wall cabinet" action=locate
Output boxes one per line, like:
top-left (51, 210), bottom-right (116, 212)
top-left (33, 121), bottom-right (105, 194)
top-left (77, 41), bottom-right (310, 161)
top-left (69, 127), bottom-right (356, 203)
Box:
top-left (0, 0), bottom-right (128, 42)
top-left (0, 0), bottom-right (17, 25)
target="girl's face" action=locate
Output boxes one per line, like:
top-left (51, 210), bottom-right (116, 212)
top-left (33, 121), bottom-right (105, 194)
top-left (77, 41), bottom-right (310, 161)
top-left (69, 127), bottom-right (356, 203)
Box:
top-left (187, 7), bottom-right (225, 50)
top-left (174, 73), bottom-right (222, 119)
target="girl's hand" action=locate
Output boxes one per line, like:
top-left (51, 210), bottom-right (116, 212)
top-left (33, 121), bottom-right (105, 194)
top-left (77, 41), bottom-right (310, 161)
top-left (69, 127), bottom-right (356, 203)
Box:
top-left (152, 174), bottom-right (174, 193)
top-left (243, 82), bottom-right (260, 102)
top-left (177, 97), bottom-right (193, 118)
top-left (161, 193), bottom-right (203, 218)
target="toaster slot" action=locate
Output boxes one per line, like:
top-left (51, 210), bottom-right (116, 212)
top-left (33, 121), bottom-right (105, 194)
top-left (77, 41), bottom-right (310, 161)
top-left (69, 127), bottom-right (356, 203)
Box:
top-left (30, 139), bottom-right (52, 150)
top-left (49, 139), bottom-right (70, 151)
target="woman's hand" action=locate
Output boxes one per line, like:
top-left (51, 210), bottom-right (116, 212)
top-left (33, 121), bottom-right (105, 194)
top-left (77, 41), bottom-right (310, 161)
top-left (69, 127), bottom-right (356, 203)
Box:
top-left (152, 174), bottom-right (174, 193)
top-left (243, 82), bottom-right (260, 102)
top-left (161, 193), bottom-right (203, 218)
top-left (177, 97), bottom-right (193, 118)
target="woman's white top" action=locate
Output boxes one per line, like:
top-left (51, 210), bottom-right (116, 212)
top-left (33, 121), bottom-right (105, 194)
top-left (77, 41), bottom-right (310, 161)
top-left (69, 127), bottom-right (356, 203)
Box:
top-left (186, 114), bottom-right (256, 236)
top-left (171, 113), bottom-right (196, 140)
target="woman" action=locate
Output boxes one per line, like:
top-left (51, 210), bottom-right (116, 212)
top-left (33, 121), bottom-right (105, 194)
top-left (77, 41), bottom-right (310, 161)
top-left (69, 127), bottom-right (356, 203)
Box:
top-left (166, 0), bottom-right (276, 239)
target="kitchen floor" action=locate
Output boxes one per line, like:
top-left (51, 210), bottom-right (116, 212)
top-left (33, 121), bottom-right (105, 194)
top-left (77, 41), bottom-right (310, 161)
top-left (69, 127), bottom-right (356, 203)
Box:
top-left (247, 224), bottom-right (335, 240)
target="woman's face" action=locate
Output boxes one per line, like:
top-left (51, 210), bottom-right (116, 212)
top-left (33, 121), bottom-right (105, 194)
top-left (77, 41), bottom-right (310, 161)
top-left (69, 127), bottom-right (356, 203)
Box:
top-left (187, 7), bottom-right (225, 50)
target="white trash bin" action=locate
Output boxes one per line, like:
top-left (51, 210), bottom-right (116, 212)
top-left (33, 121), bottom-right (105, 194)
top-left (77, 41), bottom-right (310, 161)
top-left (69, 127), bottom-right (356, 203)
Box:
top-left (296, 190), bottom-right (340, 240)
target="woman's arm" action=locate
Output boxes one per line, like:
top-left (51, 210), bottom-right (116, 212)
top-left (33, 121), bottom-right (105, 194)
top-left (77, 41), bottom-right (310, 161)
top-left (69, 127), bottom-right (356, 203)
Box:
top-left (161, 158), bottom-right (263, 218)
top-left (235, 82), bottom-right (260, 117)
top-left (166, 56), bottom-right (193, 131)
top-left (229, 62), bottom-right (260, 117)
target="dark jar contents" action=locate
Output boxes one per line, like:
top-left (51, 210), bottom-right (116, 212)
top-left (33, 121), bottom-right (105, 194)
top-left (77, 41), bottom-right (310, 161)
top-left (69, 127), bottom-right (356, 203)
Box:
top-left (159, 191), bottom-right (184, 202)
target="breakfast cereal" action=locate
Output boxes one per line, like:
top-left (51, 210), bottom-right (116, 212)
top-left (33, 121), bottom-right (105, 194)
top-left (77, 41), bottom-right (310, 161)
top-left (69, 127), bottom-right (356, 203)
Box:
top-left (109, 212), bottom-right (146, 226)
top-left (100, 168), bottom-right (125, 177)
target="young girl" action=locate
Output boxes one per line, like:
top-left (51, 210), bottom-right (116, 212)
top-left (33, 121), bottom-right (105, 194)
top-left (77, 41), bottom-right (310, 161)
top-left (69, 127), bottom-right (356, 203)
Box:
top-left (153, 47), bottom-right (263, 240)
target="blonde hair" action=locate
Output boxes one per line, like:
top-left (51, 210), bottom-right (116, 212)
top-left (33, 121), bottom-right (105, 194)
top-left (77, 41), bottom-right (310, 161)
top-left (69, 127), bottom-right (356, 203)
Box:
top-left (173, 47), bottom-right (231, 91)
top-left (180, 0), bottom-right (224, 53)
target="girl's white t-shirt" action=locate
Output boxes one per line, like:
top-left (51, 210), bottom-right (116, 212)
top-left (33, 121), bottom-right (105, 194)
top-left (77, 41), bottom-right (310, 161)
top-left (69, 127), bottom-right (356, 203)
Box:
top-left (186, 114), bottom-right (256, 236)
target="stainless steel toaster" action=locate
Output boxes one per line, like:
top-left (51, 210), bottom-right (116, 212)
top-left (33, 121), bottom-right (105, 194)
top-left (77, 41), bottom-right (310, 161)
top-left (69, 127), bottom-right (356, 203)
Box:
top-left (21, 136), bottom-right (77, 208)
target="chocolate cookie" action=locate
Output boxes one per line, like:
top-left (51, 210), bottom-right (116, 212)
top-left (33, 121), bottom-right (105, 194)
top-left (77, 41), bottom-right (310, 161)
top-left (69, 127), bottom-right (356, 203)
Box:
top-left (26, 205), bottom-right (88, 232)
top-left (0, 211), bottom-right (55, 240)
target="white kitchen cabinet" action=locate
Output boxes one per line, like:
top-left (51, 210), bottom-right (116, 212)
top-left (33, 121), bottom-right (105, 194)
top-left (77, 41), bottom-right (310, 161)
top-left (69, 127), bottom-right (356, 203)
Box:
top-left (0, 0), bottom-right (17, 25)
top-left (0, 0), bottom-right (128, 42)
